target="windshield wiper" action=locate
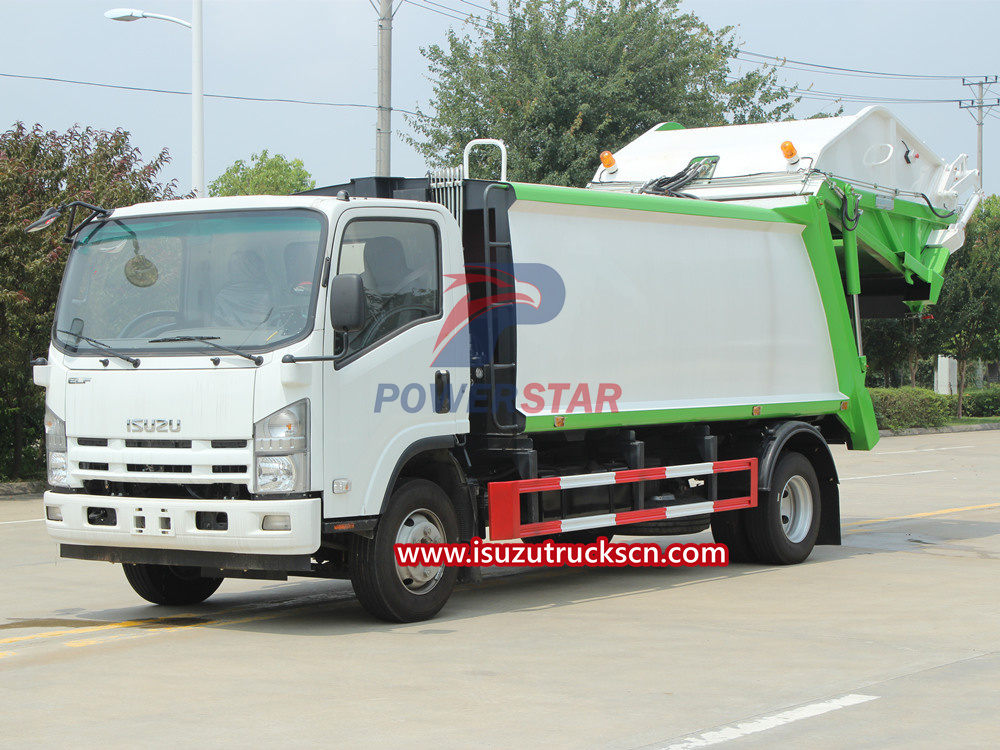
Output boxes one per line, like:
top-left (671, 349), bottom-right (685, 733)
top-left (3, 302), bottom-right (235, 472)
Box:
top-left (56, 329), bottom-right (140, 368)
top-left (148, 335), bottom-right (263, 366)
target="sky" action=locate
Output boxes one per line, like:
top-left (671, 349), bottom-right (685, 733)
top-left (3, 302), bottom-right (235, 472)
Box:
top-left (1, 0), bottom-right (998, 194)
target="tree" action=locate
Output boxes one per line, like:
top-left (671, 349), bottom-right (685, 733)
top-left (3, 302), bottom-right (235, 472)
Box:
top-left (862, 319), bottom-right (908, 387)
top-left (209, 150), bottom-right (315, 196)
top-left (409, 0), bottom-right (800, 186)
top-left (927, 196), bottom-right (1000, 417)
top-left (0, 123), bottom-right (182, 479)
top-left (862, 315), bottom-right (934, 387)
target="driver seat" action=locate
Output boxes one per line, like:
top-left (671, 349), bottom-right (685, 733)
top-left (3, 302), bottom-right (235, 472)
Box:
top-left (362, 236), bottom-right (424, 322)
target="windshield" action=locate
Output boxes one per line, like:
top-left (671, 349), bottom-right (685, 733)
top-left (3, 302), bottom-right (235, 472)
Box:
top-left (53, 209), bottom-right (326, 356)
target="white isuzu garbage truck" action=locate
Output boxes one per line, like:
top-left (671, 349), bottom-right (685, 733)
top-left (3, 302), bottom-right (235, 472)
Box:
top-left (30, 107), bottom-right (978, 621)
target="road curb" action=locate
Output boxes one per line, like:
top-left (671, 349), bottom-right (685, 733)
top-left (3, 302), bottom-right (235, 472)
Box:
top-left (879, 422), bottom-right (1000, 437)
top-left (0, 481), bottom-right (46, 498)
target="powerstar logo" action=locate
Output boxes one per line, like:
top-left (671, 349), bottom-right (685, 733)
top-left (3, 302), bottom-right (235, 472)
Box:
top-left (431, 263), bottom-right (564, 368)
top-left (375, 263), bottom-right (622, 415)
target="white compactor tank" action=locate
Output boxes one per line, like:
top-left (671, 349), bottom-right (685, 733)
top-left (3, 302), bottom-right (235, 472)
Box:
top-left (589, 106), bottom-right (979, 252)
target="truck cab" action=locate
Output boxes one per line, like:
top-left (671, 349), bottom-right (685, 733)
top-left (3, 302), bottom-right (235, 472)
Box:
top-left (37, 194), bottom-right (473, 618)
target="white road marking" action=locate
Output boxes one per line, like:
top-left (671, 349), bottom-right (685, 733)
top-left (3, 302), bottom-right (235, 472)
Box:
top-left (841, 469), bottom-right (942, 481)
top-left (0, 518), bottom-right (44, 526)
top-left (875, 445), bottom-right (974, 455)
top-left (657, 693), bottom-right (879, 749)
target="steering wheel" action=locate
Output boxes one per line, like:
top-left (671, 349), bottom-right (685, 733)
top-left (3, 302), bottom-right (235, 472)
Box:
top-left (354, 305), bottom-right (434, 350)
top-left (118, 310), bottom-right (180, 338)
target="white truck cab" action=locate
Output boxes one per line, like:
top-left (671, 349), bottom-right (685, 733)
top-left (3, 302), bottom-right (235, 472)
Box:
top-left (37, 193), bottom-right (472, 617)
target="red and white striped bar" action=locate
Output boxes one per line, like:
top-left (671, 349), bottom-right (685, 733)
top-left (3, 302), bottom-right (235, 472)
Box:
top-left (488, 458), bottom-right (758, 541)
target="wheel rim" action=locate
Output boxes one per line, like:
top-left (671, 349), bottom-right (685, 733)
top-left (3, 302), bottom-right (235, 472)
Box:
top-left (778, 475), bottom-right (813, 544)
top-left (394, 508), bottom-right (446, 595)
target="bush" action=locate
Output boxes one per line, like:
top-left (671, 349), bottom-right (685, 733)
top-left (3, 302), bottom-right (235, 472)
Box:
top-left (960, 386), bottom-right (1000, 417)
top-left (869, 387), bottom-right (951, 431)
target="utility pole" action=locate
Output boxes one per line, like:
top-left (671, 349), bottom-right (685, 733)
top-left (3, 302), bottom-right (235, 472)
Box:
top-left (191, 0), bottom-right (205, 196)
top-left (959, 76), bottom-right (999, 188)
top-left (375, 0), bottom-right (394, 177)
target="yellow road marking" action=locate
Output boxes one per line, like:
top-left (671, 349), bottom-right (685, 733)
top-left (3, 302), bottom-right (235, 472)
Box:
top-left (844, 502), bottom-right (1000, 530)
top-left (0, 618), bottom-right (159, 646)
top-left (0, 601), bottom-right (252, 646)
top-left (1, 591), bottom-right (346, 654)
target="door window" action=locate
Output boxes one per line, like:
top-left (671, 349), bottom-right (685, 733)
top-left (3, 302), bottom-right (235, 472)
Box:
top-left (336, 219), bottom-right (440, 355)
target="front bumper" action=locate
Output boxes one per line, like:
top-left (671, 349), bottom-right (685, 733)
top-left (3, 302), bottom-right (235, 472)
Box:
top-left (43, 491), bottom-right (321, 556)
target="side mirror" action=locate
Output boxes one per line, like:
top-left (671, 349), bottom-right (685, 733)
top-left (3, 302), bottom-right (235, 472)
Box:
top-left (330, 273), bottom-right (366, 332)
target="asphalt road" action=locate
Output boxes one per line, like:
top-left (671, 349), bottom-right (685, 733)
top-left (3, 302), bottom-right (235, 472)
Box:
top-left (2, 430), bottom-right (999, 748)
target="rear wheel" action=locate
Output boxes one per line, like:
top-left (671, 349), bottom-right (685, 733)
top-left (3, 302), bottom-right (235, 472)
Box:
top-left (744, 452), bottom-right (821, 564)
top-left (350, 478), bottom-right (459, 622)
top-left (122, 564), bottom-right (223, 605)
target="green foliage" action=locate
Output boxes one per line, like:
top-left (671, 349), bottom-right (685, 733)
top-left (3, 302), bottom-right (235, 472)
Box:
top-left (0, 122), bottom-right (181, 479)
top-left (958, 386), bottom-right (1000, 418)
top-left (209, 150), bottom-right (315, 197)
top-left (868, 387), bottom-right (951, 431)
top-left (863, 317), bottom-right (935, 387)
top-left (925, 196), bottom-right (1000, 416)
top-left (409, 0), bottom-right (800, 186)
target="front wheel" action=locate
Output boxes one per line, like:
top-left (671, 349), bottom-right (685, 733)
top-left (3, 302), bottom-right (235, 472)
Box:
top-left (744, 452), bottom-right (821, 565)
top-left (349, 478), bottom-right (459, 622)
top-left (122, 563), bottom-right (223, 605)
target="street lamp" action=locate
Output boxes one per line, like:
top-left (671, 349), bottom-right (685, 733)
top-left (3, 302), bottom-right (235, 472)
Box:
top-left (105, 2), bottom-right (205, 197)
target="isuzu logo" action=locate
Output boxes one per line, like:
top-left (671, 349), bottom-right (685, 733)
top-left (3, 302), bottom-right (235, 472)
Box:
top-left (126, 419), bottom-right (182, 433)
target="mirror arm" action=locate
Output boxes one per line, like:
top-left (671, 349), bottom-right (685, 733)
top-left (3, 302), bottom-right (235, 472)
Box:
top-left (62, 202), bottom-right (112, 244)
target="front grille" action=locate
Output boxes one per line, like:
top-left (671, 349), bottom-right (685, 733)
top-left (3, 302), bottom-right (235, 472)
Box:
top-left (125, 439), bottom-right (193, 449)
top-left (83, 480), bottom-right (252, 500)
top-left (127, 464), bottom-right (192, 474)
top-left (77, 438), bottom-right (109, 447)
top-left (211, 439), bottom-right (247, 449)
top-left (79, 462), bottom-right (109, 471)
top-left (212, 465), bottom-right (248, 474)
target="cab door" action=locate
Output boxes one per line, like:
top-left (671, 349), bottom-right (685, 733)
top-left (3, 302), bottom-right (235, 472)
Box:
top-left (321, 204), bottom-right (470, 519)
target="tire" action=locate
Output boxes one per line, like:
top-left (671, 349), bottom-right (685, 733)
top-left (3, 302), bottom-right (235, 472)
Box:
top-left (122, 563), bottom-right (223, 605)
top-left (744, 452), bottom-right (821, 565)
top-left (349, 478), bottom-right (459, 622)
top-left (710, 510), bottom-right (758, 563)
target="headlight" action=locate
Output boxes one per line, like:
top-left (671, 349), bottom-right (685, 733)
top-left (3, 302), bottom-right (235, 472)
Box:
top-left (45, 407), bottom-right (68, 487)
top-left (254, 399), bottom-right (309, 494)
top-left (47, 451), bottom-right (68, 487)
top-left (45, 407), bottom-right (66, 452)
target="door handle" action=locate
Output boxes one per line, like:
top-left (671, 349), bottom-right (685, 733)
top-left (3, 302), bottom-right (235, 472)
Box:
top-left (435, 370), bottom-right (450, 414)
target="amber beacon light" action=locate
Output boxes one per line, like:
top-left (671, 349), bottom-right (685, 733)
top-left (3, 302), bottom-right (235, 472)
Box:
top-left (780, 140), bottom-right (799, 163)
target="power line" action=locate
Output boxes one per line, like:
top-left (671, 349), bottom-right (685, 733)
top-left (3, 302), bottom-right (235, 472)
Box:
top-left (725, 75), bottom-right (960, 104)
top-left (799, 90), bottom-right (960, 103)
top-left (401, 0), bottom-right (488, 28)
top-left (453, 0), bottom-right (510, 19)
top-left (736, 50), bottom-right (968, 81)
top-left (421, 0), bottom-right (486, 21)
top-left (0, 71), bottom-right (419, 116)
